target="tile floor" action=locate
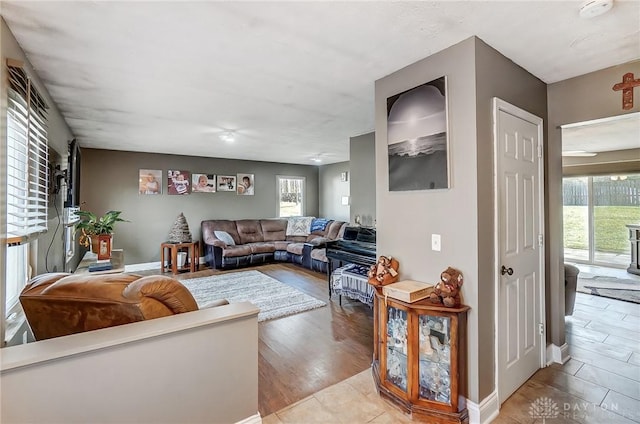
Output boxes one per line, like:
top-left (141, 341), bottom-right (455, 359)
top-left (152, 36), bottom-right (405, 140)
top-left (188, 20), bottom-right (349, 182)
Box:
top-left (262, 369), bottom-right (415, 424)
top-left (263, 289), bottom-right (640, 424)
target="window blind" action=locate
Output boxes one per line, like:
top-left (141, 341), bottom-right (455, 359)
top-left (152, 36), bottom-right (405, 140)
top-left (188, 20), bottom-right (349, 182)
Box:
top-left (6, 59), bottom-right (49, 244)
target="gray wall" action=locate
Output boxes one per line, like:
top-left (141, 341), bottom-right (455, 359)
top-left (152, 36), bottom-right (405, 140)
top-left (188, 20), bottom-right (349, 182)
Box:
top-left (375, 36), bottom-right (548, 403)
top-left (319, 161), bottom-right (350, 222)
top-left (80, 149), bottom-right (319, 264)
top-left (1, 19), bottom-right (74, 335)
top-left (349, 132), bottom-right (376, 226)
top-left (376, 37), bottom-right (480, 400)
top-left (547, 60), bottom-right (640, 348)
top-left (474, 37), bottom-right (548, 399)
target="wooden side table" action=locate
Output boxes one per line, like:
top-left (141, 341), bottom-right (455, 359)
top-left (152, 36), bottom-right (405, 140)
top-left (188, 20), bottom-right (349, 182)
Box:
top-left (161, 241), bottom-right (200, 274)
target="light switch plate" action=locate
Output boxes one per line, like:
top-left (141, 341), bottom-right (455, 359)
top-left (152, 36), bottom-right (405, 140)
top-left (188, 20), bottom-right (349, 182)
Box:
top-left (431, 234), bottom-right (441, 251)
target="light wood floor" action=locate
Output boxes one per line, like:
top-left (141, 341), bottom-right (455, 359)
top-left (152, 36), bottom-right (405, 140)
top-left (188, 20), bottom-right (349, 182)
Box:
top-left (149, 264), bottom-right (639, 422)
top-left (146, 262), bottom-right (374, 417)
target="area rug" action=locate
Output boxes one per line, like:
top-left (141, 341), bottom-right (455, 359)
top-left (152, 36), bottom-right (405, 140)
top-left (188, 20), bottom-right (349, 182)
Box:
top-left (180, 270), bottom-right (326, 322)
top-left (577, 275), bottom-right (640, 304)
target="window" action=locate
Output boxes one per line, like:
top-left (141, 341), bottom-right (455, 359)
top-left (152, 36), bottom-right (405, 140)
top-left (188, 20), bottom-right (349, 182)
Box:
top-left (5, 245), bottom-right (29, 314)
top-left (65, 225), bottom-right (76, 264)
top-left (277, 176), bottom-right (305, 217)
top-left (4, 59), bottom-right (48, 315)
top-left (6, 60), bottom-right (49, 244)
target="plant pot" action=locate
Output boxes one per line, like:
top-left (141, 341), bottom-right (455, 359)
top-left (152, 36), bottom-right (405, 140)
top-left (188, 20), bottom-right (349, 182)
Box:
top-left (90, 234), bottom-right (113, 260)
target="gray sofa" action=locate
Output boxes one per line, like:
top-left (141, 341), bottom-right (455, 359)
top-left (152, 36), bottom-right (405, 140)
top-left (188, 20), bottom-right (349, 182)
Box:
top-left (201, 218), bottom-right (346, 271)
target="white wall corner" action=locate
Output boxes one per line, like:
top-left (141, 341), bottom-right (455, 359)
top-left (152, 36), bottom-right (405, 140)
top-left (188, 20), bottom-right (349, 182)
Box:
top-left (235, 412), bottom-right (261, 424)
top-left (467, 391), bottom-right (499, 424)
top-left (546, 343), bottom-right (570, 365)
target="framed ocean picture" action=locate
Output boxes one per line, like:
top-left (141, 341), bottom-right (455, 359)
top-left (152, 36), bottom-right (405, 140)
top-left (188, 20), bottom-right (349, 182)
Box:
top-left (387, 76), bottom-right (450, 191)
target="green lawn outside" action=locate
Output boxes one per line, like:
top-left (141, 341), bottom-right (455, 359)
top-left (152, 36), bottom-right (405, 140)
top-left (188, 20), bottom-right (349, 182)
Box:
top-left (563, 206), bottom-right (640, 253)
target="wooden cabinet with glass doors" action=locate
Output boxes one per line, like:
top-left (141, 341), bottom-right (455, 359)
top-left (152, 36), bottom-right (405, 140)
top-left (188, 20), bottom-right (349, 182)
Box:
top-left (372, 288), bottom-right (470, 423)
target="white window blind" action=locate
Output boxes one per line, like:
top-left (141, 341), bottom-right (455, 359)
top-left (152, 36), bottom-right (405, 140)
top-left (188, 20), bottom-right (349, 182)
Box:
top-left (6, 59), bottom-right (49, 244)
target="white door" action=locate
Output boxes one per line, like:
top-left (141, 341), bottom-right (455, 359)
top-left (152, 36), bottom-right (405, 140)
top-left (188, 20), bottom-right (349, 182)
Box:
top-left (493, 98), bottom-right (545, 403)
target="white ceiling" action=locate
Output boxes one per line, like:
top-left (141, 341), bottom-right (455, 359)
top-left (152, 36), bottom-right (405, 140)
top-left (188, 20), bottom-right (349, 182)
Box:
top-left (2, 1), bottom-right (639, 165)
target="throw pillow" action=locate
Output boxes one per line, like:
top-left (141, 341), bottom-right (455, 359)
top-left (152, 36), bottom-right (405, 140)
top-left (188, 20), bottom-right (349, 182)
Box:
top-left (214, 231), bottom-right (235, 246)
top-left (310, 218), bottom-right (330, 233)
top-left (286, 216), bottom-right (315, 236)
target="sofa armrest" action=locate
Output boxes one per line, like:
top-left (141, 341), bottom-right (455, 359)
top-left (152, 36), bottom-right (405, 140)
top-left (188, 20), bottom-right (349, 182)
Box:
top-left (123, 275), bottom-right (199, 315)
top-left (307, 236), bottom-right (330, 247)
top-left (207, 239), bottom-right (228, 249)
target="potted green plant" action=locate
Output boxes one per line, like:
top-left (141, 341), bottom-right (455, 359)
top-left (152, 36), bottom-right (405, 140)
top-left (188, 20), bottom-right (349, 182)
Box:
top-left (74, 210), bottom-right (128, 257)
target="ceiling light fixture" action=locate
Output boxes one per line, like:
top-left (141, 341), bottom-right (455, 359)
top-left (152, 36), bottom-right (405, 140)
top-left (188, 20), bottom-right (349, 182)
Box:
top-left (311, 157), bottom-right (322, 163)
top-left (219, 131), bottom-right (236, 143)
top-left (579, 0), bottom-right (613, 19)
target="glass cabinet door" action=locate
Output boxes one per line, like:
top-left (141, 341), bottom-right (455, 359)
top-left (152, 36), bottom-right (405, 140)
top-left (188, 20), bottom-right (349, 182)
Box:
top-left (386, 306), bottom-right (408, 392)
top-left (418, 314), bottom-right (452, 404)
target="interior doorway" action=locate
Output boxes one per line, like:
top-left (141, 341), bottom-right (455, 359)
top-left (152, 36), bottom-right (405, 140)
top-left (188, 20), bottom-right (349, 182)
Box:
top-left (561, 112), bottom-right (640, 271)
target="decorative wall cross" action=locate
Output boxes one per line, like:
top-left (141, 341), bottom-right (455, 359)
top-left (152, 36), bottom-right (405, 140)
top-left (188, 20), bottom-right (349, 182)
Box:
top-left (612, 72), bottom-right (640, 110)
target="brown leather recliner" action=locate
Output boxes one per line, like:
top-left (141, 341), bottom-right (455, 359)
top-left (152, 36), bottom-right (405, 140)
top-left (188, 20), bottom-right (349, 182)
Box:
top-left (20, 272), bottom-right (228, 341)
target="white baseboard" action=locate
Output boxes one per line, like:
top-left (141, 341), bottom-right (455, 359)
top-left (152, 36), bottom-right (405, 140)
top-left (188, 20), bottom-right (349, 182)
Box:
top-left (235, 413), bottom-right (261, 424)
top-left (467, 391), bottom-right (499, 424)
top-left (123, 261), bottom-right (161, 272)
top-left (546, 343), bottom-right (570, 365)
top-left (123, 256), bottom-right (207, 273)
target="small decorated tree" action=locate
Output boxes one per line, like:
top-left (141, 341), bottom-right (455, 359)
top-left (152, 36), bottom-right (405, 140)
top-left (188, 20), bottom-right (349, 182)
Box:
top-left (168, 213), bottom-right (192, 243)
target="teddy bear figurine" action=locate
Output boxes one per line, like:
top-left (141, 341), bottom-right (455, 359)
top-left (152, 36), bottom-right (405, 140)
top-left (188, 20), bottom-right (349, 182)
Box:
top-left (429, 266), bottom-right (464, 307)
top-left (367, 256), bottom-right (400, 286)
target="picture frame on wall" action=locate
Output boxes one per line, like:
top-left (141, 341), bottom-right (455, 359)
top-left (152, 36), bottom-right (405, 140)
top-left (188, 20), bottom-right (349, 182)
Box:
top-left (217, 175), bottom-right (236, 192)
top-left (237, 173), bottom-right (254, 195)
top-left (139, 169), bottom-right (162, 195)
top-left (167, 169), bottom-right (191, 195)
top-left (192, 173), bottom-right (216, 193)
top-left (387, 76), bottom-right (450, 191)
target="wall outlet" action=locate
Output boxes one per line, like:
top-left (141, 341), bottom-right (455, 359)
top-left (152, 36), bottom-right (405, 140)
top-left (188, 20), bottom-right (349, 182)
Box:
top-left (431, 234), bottom-right (441, 251)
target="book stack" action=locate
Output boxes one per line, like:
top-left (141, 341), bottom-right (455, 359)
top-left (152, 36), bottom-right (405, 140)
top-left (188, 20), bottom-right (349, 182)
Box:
top-left (89, 259), bottom-right (113, 272)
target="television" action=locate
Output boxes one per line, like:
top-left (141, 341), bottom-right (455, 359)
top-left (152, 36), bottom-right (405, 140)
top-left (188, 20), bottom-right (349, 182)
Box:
top-left (64, 139), bottom-right (81, 208)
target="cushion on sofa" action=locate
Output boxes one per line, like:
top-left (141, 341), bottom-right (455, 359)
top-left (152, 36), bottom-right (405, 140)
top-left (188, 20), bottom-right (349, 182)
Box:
top-left (221, 245), bottom-right (252, 258)
top-left (248, 242), bottom-right (276, 254)
top-left (214, 231), bottom-right (235, 246)
top-left (306, 236), bottom-right (330, 246)
top-left (286, 243), bottom-right (305, 256)
top-left (236, 220), bottom-right (264, 244)
top-left (273, 241), bottom-right (290, 251)
top-left (286, 216), bottom-right (315, 236)
top-left (325, 221), bottom-right (346, 240)
top-left (202, 220), bottom-right (240, 245)
top-left (260, 219), bottom-right (287, 241)
top-left (310, 248), bottom-right (327, 263)
top-left (310, 218), bottom-right (330, 233)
